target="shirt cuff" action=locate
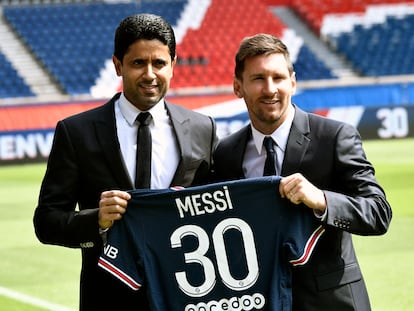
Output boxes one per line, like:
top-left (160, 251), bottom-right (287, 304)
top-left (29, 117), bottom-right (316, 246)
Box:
top-left (99, 228), bottom-right (109, 245)
top-left (313, 208), bottom-right (327, 222)
top-left (99, 227), bottom-right (109, 234)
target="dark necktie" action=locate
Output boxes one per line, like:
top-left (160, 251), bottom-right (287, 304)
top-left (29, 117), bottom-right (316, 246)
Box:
top-left (263, 136), bottom-right (277, 176)
top-left (135, 112), bottom-right (152, 189)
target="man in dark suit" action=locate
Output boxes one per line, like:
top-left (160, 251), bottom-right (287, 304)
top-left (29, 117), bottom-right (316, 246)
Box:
top-left (33, 14), bottom-right (217, 310)
top-left (213, 34), bottom-right (392, 311)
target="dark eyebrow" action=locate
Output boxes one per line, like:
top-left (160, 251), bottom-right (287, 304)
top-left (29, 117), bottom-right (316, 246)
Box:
top-left (154, 58), bottom-right (168, 64)
top-left (249, 73), bottom-right (265, 79)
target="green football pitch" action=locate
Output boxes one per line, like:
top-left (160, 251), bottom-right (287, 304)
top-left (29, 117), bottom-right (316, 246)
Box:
top-left (0, 138), bottom-right (413, 310)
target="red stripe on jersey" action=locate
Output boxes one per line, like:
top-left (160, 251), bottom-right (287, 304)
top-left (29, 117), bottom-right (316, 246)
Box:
top-left (289, 225), bottom-right (325, 266)
top-left (170, 186), bottom-right (185, 190)
top-left (98, 257), bottom-right (141, 290)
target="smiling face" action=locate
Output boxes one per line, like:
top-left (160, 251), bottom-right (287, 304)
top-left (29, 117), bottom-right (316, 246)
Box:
top-left (234, 52), bottom-right (296, 134)
top-left (113, 39), bottom-right (176, 111)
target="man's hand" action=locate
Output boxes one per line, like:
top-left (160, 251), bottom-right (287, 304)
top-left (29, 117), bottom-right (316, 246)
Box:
top-left (98, 190), bottom-right (131, 229)
top-left (279, 173), bottom-right (326, 215)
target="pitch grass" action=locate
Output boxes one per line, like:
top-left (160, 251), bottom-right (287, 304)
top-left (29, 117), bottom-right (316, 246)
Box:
top-left (353, 138), bottom-right (414, 311)
top-left (0, 138), bottom-right (413, 310)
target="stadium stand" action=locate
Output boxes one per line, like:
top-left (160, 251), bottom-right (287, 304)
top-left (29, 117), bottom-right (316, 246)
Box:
top-left (0, 51), bottom-right (33, 98)
top-left (324, 7), bottom-right (414, 77)
top-left (290, 1), bottom-right (414, 78)
top-left (0, 0), bottom-right (413, 101)
top-left (172, 0), bottom-right (291, 88)
top-left (291, 0), bottom-right (414, 33)
top-left (1, 0), bottom-right (337, 99)
top-left (289, 45), bottom-right (335, 80)
top-left (332, 15), bottom-right (414, 76)
top-left (2, 1), bottom-right (187, 95)
top-left (1, 0), bottom-right (414, 158)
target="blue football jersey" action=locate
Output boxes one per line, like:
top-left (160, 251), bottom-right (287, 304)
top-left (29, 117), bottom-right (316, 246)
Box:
top-left (99, 176), bottom-right (325, 311)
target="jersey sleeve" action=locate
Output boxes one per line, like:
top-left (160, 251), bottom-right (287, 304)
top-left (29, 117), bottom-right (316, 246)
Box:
top-left (282, 206), bottom-right (325, 266)
top-left (98, 218), bottom-right (144, 291)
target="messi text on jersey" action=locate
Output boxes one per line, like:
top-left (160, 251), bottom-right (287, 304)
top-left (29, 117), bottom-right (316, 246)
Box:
top-left (175, 186), bottom-right (234, 219)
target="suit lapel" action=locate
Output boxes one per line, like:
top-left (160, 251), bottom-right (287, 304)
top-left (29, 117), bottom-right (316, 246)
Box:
top-left (165, 103), bottom-right (192, 186)
top-left (230, 125), bottom-right (251, 178)
top-left (94, 93), bottom-right (133, 189)
top-left (282, 106), bottom-right (311, 176)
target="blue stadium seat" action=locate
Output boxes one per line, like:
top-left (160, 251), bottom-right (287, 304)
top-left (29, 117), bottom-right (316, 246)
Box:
top-left (0, 52), bottom-right (33, 98)
top-left (3, 1), bottom-right (187, 95)
top-left (294, 46), bottom-right (335, 80)
top-left (332, 14), bottom-right (414, 77)
top-left (3, 0), bottom-right (343, 96)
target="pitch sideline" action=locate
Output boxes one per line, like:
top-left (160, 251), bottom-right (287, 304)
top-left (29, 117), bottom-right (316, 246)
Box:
top-left (0, 285), bottom-right (75, 311)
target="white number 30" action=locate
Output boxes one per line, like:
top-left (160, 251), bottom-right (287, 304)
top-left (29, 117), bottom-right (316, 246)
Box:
top-left (377, 107), bottom-right (409, 138)
top-left (170, 218), bottom-right (259, 297)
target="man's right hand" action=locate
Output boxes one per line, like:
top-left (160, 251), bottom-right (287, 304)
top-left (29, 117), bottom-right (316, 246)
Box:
top-left (98, 190), bottom-right (131, 229)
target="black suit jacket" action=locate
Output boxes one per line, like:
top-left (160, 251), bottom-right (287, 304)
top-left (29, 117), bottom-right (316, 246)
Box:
top-left (34, 93), bottom-right (218, 310)
top-left (213, 105), bottom-right (392, 311)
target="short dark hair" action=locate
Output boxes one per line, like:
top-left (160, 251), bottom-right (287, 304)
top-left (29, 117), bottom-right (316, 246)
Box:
top-left (234, 33), bottom-right (294, 79)
top-left (113, 13), bottom-right (176, 62)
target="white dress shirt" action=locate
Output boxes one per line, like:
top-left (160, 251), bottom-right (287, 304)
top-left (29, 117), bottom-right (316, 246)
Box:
top-left (243, 105), bottom-right (295, 178)
top-left (115, 93), bottom-right (180, 189)
top-left (243, 105), bottom-right (327, 220)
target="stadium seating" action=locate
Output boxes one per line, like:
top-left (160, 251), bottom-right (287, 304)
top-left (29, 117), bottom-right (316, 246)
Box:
top-left (0, 52), bottom-right (33, 98)
top-left (1, 0), bottom-right (413, 99)
top-left (1, 0), bottom-right (336, 98)
top-left (291, 0), bottom-right (414, 34)
top-left (172, 0), bottom-right (288, 88)
top-left (3, 1), bottom-right (187, 95)
top-left (319, 1), bottom-right (414, 77)
top-left (291, 45), bottom-right (335, 80)
top-left (332, 14), bottom-right (414, 76)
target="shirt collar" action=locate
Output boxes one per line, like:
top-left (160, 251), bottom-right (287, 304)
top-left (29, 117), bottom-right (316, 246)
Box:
top-left (118, 92), bottom-right (165, 126)
top-left (250, 104), bottom-right (295, 155)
